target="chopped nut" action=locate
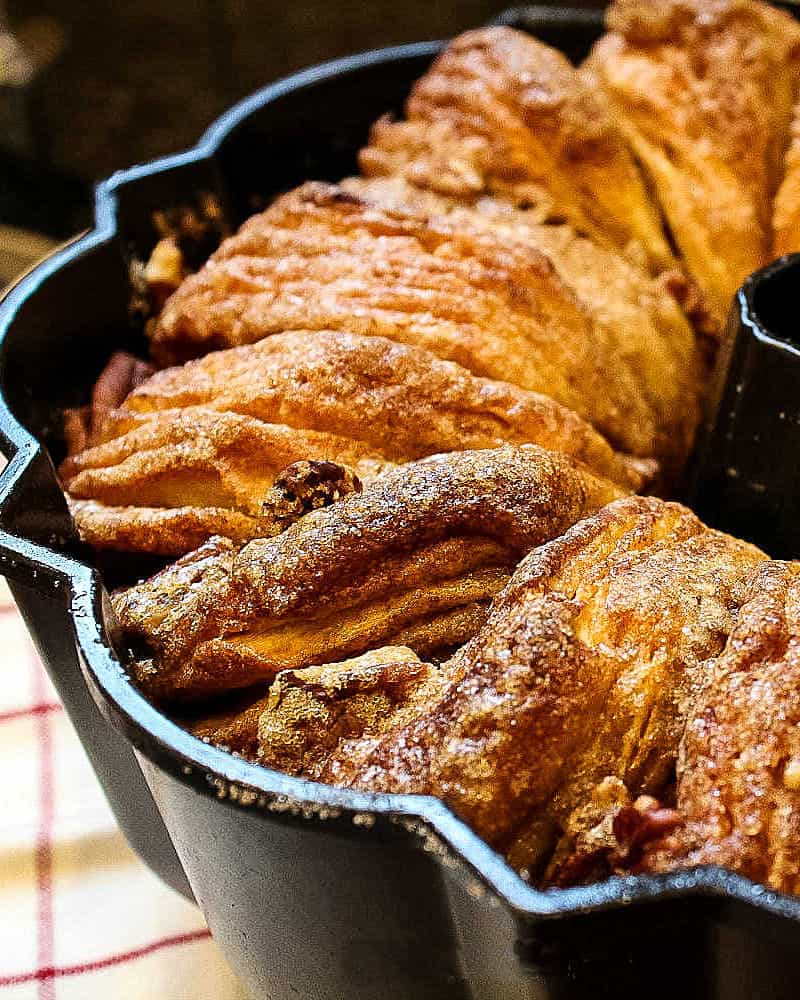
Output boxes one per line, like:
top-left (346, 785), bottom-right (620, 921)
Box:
top-left (263, 460), bottom-right (363, 529)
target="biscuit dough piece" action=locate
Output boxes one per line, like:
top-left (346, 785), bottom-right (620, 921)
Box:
top-left (150, 179), bottom-right (700, 470)
top-left (641, 562), bottom-right (800, 896)
top-left (113, 445), bottom-right (621, 703)
top-left (62, 331), bottom-right (647, 555)
top-left (589, 0), bottom-right (800, 328)
top-left (359, 27), bottom-right (674, 273)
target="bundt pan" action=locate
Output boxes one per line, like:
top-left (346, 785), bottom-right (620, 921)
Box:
top-left (2, 7), bottom-right (800, 998)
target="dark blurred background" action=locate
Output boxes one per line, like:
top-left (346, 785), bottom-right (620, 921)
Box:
top-left (0, 0), bottom-right (606, 255)
top-left (5, 0), bottom-right (799, 275)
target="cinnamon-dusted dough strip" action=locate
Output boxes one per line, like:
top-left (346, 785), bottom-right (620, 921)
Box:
top-left (67, 497), bottom-right (271, 556)
top-left (255, 497), bottom-right (765, 873)
top-left (113, 445), bottom-right (622, 703)
top-left (360, 27), bottom-right (674, 274)
top-left (62, 331), bottom-right (649, 555)
top-left (588, 0), bottom-right (800, 329)
top-left (340, 175), bottom-right (702, 461)
top-left (641, 561), bottom-right (800, 896)
top-left (150, 178), bottom-right (701, 470)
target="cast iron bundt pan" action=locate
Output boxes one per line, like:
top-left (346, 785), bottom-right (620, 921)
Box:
top-left (2, 8), bottom-right (800, 998)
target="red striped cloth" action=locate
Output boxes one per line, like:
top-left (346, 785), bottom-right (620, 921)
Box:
top-left (0, 579), bottom-right (247, 999)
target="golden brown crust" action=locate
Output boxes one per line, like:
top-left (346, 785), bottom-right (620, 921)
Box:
top-left (69, 330), bottom-right (650, 481)
top-left (112, 445), bottom-right (622, 703)
top-left (149, 179), bottom-right (701, 469)
top-left (359, 27), bottom-right (674, 273)
top-left (257, 647), bottom-right (443, 778)
top-left (773, 101), bottom-right (800, 257)
top-left (62, 330), bottom-right (648, 555)
top-left (604, 0), bottom-right (800, 203)
top-left (589, 0), bottom-right (800, 328)
top-left (64, 408), bottom-right (378, 512)
top-left (67, 459), bottom-right (364, 556)
top-left (641, 561), bottom-right (800, 894)
top-left (300, 497), bottom-right (764, 865)
top-left (68, 497), bottom-right (270, 556)
top-left (340, 176), bottom-right (702, 461)
top-left (317, 584), bottom-right (621, 844)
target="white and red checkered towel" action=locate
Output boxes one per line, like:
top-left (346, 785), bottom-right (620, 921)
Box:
top-left (0, 578), bottom-right (248, 999)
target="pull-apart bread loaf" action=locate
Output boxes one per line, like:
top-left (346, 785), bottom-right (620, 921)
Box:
top-left (62, 14), bottom-right (800, 898)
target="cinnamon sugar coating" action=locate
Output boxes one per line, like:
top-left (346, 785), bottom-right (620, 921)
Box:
top-left (62, 330), bottom-right (647, 555)
top-left (112, 445), bottom-right (621, 703)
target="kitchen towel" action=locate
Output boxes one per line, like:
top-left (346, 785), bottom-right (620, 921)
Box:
top-left (0, 578), bottom-right (247, 1000)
